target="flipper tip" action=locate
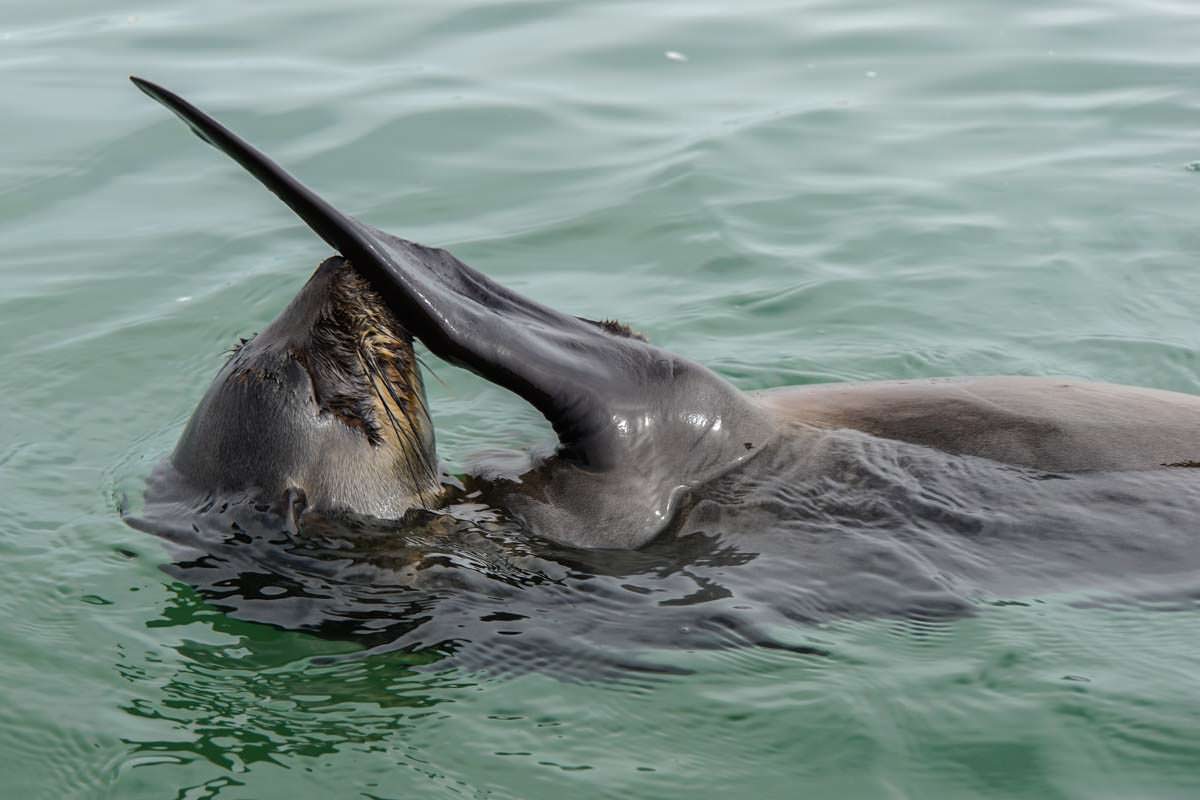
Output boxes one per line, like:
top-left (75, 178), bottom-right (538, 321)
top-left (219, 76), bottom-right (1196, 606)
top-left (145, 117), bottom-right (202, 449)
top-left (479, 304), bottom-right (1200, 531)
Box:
top-left (129, 75), bottom-right (154, 94)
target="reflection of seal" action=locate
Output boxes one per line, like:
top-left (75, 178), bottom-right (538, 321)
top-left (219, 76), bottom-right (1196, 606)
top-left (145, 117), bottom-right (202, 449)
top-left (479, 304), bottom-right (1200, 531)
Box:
top-left (133, 77), bottom-right (1200, 549)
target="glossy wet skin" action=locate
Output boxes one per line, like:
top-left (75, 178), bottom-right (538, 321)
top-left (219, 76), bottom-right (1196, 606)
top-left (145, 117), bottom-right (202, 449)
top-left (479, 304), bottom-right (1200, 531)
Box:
top-left (753, 376), bottom-right (1200, 472)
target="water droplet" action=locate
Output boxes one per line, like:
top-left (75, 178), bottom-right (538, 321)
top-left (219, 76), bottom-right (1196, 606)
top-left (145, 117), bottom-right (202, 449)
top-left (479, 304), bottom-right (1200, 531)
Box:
top-left (664, 50), bottom-right (688, 62)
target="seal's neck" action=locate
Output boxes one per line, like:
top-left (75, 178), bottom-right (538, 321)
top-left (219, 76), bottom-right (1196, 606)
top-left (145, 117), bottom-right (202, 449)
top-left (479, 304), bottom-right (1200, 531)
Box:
top-left (492, 358), bottom-right (780, 548)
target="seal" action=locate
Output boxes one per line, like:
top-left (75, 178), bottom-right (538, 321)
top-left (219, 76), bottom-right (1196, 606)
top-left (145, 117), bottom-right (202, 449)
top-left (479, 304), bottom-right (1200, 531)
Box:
top-left (131, 77), bottom-right (1200, 550)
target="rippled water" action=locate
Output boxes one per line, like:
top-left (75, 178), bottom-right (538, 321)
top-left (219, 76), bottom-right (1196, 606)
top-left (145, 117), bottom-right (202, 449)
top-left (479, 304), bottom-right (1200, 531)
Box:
top-left (5, 1), bottom-right (1200, 797)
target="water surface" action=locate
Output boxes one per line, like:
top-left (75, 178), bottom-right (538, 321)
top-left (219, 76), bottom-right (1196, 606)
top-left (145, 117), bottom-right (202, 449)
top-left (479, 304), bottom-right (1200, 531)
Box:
top-left (4, 1), bottom-right (1200, 797)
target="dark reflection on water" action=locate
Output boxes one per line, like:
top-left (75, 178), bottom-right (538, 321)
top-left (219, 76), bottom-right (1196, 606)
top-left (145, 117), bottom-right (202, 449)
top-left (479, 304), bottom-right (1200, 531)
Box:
top-left (128, 429), bottom-right (1200, 679)
top-left (116, 582), bottom-right (468, 772)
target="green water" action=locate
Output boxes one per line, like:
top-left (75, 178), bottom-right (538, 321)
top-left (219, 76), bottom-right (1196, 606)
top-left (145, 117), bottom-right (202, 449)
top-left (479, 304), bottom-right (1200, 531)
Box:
top-left (4, 1), bottom-right (1200, 797)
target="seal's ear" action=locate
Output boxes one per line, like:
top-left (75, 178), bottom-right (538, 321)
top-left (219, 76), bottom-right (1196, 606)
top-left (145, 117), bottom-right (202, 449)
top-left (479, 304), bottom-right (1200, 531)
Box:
top-left (131, 77), bottom-right (661, 468)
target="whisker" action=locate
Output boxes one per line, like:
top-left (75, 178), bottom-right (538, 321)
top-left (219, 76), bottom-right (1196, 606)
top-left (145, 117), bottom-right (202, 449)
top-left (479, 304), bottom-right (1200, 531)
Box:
top-left (362, 350), bottom-right (430, 504)
top-left (358, 345), bottom-right (437, 508)
top-left (387, 343), bottom-right (434, 428)
top-left (414, 351), bottom-right (449, 391)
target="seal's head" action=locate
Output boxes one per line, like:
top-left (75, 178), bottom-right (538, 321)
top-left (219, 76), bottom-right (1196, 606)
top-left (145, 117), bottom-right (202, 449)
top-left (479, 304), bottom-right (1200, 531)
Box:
top-left (168, 255), bottom-right (439, 519)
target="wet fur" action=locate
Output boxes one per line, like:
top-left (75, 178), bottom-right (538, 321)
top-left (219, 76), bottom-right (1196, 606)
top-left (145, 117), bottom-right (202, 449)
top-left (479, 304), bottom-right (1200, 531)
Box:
top-left (301, 264), bottom-right (438, 498)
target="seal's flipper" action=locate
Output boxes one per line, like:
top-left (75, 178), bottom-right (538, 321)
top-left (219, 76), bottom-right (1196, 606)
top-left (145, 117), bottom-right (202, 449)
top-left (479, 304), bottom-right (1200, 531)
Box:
top-left (132, 76), bottom-right (663, 467)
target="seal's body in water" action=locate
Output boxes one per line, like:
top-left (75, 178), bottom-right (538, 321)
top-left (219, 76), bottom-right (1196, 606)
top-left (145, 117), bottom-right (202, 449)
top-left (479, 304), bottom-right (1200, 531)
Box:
top-left (130, 77), bottom-right (1200, 553)
top-left (126, 78), bottom-right (1200, 671)
top-left (756, 377), bottom-right (1200, 473)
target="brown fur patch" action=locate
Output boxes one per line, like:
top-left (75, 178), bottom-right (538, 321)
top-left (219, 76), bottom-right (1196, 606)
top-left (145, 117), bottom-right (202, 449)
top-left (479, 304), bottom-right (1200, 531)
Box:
top-left (306, 264), bottom-right (426, 448)
top-left (582, 317), bottom-right (648, 342)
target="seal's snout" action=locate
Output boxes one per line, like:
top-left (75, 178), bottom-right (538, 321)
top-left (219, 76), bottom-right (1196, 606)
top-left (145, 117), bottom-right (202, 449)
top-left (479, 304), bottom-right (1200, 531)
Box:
top-left (166, 256), bottom-right (440, 520)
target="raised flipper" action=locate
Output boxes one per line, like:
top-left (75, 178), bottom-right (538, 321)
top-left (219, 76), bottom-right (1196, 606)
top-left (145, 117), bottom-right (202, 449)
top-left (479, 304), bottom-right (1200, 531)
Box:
top-left (133, 77), bottom-right (776, 545)
top-left (131, 76), bottom-right (681, 468)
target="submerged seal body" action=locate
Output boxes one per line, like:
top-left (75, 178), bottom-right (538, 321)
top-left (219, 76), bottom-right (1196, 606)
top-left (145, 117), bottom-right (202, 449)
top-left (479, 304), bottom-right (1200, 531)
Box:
top-left (131, 78), bottom-right (1200, 551)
